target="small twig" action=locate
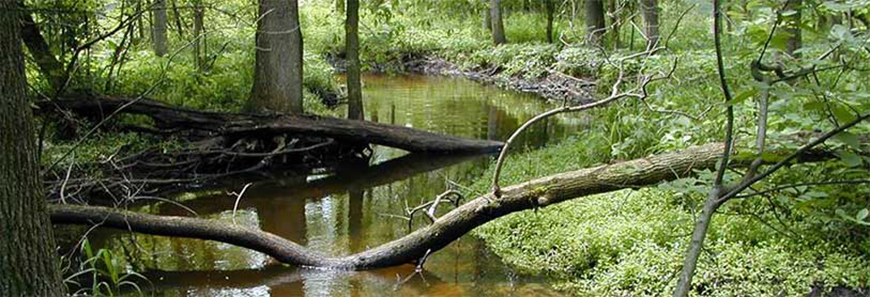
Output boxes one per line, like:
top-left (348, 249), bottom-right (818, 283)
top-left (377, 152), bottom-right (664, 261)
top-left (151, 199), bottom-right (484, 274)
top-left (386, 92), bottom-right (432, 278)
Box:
top-left (59, 154), bottom-right (75, 204)
top-left (230, 183), bottom-right (253, 225)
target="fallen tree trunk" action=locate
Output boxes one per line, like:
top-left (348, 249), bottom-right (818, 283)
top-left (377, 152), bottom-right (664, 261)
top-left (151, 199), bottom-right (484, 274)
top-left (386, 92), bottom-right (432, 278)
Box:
top-left (52, 142), bottom-right (798, 269)
top-left (39, 96), bottom-right (504, 154)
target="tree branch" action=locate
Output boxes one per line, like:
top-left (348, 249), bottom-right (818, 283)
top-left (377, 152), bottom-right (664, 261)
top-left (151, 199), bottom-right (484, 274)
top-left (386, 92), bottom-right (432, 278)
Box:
top-left (50, 142), bottom-right (831, 270)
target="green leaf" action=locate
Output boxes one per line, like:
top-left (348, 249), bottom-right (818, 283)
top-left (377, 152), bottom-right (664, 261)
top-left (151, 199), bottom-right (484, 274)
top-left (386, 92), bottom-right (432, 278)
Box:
top-left (836, 208), bottom-right (849, 219)
top-left (837, 151), bottom-right (863, 167)
top-left (769, 32), bottom-right (791, 50)
top-left (728, 89), bottom-right (757, 106)
top-left (803, 101), bottom-right (825, 111)
top-left (836, 132), bottom-right (861, 149)
top-left (832, 104), bottom-right (857, 123)
top-left (858, 209), bottom-right (869, 221)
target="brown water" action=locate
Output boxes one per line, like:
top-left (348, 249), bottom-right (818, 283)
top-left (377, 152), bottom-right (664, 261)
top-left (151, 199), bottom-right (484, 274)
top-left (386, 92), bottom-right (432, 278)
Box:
top-left (89, 74), bottom-right (586, 296)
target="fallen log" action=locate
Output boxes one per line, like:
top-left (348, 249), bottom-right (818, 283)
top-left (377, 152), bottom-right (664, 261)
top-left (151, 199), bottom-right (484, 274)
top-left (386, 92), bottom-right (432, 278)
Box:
top-left (52, 142), bottom-right (788, 269)
top-left (38, 96), bottom-right (504, 154)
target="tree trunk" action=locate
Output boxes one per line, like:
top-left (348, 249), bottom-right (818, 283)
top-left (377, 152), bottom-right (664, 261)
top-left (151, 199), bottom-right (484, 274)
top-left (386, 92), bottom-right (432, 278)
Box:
top-left (248, 0), bottom-right (304, 114)
top-left (483, 0), bottom-right (492, 31)
top-left (784, 0), bottom-right (802, 57)
top-left (19, 12), bottom-right (68, 95)
top-left (490, 0), bottom-right (507, 45)
top-left (585, 0), bottom-right (607, 44)
top-left (39, 96), bottom-right (505, 154)
top-left (639, 0), bottom-right (659, 50)
top-left (346, 0), bottom-right (363, 120)
top-left (152, 0), bottom-right (168, 56)
top-left (193, 1), bottom-right (205, 71)
top-left (0, 1), bottom-right (65, 294)
top-left (545, 0), bottom-right (555, 43)
top-left (51, 143), bottom-right (765, 269)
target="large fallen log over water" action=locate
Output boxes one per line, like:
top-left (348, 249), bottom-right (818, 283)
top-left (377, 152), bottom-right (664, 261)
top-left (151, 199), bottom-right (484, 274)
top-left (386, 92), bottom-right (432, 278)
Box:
top-left (38, 96), bottom-right (504, 154)
top-left (52, 142), bottom-right (826, 269)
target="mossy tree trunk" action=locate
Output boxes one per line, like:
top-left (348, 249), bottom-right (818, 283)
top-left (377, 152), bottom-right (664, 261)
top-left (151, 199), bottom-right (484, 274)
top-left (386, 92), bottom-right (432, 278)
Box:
top-left (0, 1), bottom-right (65, 294)
top-left (248, 0), bottom-right (304, 114)
top-left (346, 0), bottom-right (364, 120)
top-left (490, 0), bottom-right (507, 45)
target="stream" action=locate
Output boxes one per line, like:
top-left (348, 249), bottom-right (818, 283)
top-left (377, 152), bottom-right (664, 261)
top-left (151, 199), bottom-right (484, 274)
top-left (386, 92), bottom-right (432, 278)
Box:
top-left (88, 74), bottom-right (588, 296)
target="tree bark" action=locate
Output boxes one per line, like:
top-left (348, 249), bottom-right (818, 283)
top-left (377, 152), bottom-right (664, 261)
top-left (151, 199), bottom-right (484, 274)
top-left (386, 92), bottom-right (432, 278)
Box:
top-left (52, 143), bottom-right (757, 270)
top-left (19, 11), bottom-right (68, 95)
top-left (673, 190), bottom-right (721, 297)
top-left (490, 0), bottom-right (507, 45)
top-left (585, 0), bottom-right (607, 44)
top-left (193, 1), bottom-right (205, 71)
top-left (152, 0), bottom-right (168, 56)
top-left (639, 0), bottom-right (659, 50)
top-left (346, 0), bottom-right (363, 120)
top-left (249, 0), bottom-right (304, 114)
top-left (0, 1), bottom-right (65, 294)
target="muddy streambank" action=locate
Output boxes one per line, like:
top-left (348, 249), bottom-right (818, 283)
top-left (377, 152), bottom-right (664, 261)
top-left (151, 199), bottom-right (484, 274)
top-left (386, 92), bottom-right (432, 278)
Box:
top-left (329, 53), bottom-right (597, 105)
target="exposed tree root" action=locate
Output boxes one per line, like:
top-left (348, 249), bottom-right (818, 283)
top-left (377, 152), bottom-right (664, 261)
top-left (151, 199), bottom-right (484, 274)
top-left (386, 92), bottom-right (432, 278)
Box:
top-left (51, 142), bottom-right (815, 270)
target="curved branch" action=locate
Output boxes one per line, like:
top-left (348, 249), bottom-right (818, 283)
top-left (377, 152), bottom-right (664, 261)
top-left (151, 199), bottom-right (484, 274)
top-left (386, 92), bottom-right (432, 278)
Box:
top-left (489, 64), bottom-right (646, 195)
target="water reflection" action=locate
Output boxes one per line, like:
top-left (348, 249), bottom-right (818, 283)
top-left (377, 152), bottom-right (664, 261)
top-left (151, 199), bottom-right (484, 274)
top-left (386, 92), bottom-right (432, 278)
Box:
top-left (88, 74), bottom-right (583, 296)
